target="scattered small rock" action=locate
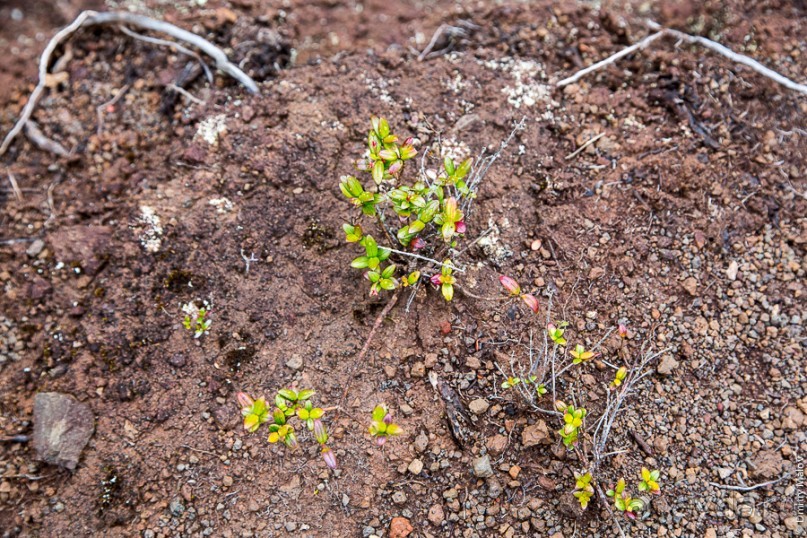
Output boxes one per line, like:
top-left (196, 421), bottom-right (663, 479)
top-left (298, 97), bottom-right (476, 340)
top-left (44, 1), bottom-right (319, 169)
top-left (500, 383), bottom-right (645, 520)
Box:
top-left (414, 433), bottom-right (428, 453)
top-left (486, 434), bottom-right (508, 454)
top-left (389, 516), bottom-right (413, 538)
top-left (427, 504), bottom-right (445, 526)
top-left (468, 398), bottom-right (490, 415)
top-left (657, 354), bottom-right (679, 375)
top-left (521, 421), bottom-right (551, 447)
top-left (407, 459), bottom-right (423, 475)
top-left (682, 276), bottom-right (698, 295)
top-left (26, 239), bottom-right (45, 258)
top-left (169, 497), bottom-right (185, 516)
top-left (472, 455), bottom-right (494, 478)
top-left (286, 355), bottom-right (303, 370)
top-left (33, 392), bottom-right (95, 470)
top-left (749, 450), bottom-right (783, 480)
top-left (726, 260), bottom-right (739, 280)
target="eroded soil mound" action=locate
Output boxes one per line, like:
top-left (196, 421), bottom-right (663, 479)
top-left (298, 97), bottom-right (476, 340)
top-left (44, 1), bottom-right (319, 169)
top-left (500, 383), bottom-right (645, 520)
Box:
top-left (0, 0), bottom-right (805, 537)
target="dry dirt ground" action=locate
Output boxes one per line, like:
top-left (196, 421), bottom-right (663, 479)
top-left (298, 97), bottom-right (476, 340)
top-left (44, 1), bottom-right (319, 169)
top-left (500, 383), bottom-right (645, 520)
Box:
top-left (0, 0), bottom-right (805, 537)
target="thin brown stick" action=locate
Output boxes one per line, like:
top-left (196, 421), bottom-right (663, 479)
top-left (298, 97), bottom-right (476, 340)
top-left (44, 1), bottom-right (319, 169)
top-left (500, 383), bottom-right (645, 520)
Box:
top-left (0, 10), bottom-right (258, 157)
top-left (6, 170), bottom-right (22, 201)
top-left (337, 290), bottom-right (401, 414)
top-left (565, 132), bottom-right (605, 160)
top-left (629, 429), bottom-right (654, 456)
top-left (96, 84), bottom-right (130, 136)
top-left (167, 84), bottom-right (205, 105)
top-left (117, 25), bottom-right (213, 83)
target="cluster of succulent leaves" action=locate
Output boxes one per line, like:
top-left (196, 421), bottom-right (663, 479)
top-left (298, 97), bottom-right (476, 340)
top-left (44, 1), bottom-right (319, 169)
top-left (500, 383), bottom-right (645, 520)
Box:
top-left (555, 401), bottom-right (586, 449)
top-left (500, 374), bottom-right (547, 397)
top-left (573, 471), bottom-right (594, 509)
top-left (606, 478), bottom-right (644, 519)
top-left (341, 116), bottom-right (475, 300)
top-left (638, 467), bottom-right (661, 495)
top-left (182, 305), bottom-right (211, 339)
top-left (368, 404), bottom-right (403, 446)
top-left (573, 468), bottom-right (661, 516)
top-left (236, 389), bottom-right (336, 469)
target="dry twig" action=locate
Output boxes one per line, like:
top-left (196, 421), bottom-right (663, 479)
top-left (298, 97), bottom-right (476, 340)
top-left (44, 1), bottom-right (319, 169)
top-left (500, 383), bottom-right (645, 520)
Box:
top-left (24, 121), bottom-right (69, 156)
top-left (6, 170), bottom-right (22, 201)
top-left (0, 10), bottom-right (258, 157)
top-left (557, 24), bottom-right (807, 96)
top-left (96, 84), bottom-right (130, 136)
top-left (336, 289), bottom-right (402, 415)
top-left (708, 473), bottom-right (790, 491)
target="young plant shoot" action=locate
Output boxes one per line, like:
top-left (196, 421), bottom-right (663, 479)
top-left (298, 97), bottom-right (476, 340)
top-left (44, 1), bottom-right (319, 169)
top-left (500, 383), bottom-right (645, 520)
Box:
top-left (341, 116), bottom-right (475, 301)
top-left (236, 388), bottom-right (337, 469)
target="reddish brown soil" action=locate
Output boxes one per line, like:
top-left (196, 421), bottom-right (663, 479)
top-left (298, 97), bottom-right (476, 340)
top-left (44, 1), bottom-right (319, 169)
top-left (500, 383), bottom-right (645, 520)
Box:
top-left (0, 0), bottom-right (805, 537)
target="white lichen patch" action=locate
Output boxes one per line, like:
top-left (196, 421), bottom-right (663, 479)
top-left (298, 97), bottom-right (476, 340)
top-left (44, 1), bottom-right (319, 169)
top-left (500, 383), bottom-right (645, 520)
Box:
top-left (477, 216), bottom-right (513, 264)
top-left (195, 114), bottom-right (227, 146)
top-left (622, 116), bottom-right (647, 131)
top-left (360, 73), bottom-right (396, 105)
top-left (439, 137), bottom-right (471, 164)
top-left (480, 57), bottom-right (558, 114)
top-left (208, 197), bottom-right (234, 214)
top-left (138, 205), bottom-right (163, 253)
top-left (444, 71), bottom-right (467, 94)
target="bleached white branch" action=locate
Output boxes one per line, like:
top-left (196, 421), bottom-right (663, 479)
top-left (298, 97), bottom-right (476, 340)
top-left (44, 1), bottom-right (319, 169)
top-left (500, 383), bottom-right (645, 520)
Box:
top-left (0, 10), bottom-right (258, 157)
top-left (557, 24), bottom-right (807, 96)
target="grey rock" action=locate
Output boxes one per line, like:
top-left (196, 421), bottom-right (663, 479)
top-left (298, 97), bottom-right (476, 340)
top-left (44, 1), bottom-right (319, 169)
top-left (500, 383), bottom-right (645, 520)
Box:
top-left (286, 354), bottom-right (303, 370)
top-left (472, 455), bottom-right (494, 478)
top-left (26, 239), bottom-right (45, 258)
top-left (169, 498), bottom-right (185, 516)
top-left (33, 392), bottom-right (95, 470)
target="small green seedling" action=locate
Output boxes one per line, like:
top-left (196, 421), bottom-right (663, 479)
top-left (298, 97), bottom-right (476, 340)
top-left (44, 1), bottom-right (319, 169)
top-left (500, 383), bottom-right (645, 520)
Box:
top-left (638, 467), bottom-right (661, 495)
top-left (570, 344), bottom-right (595, 364)
top-left (368, 404), bottom-right (403, 446)
top-left (342, 116), bottom-right (478, 301)
top-left (501, 377), bottom-right (522, 389)
top-left (237, 393), bottom-right (269, 433)
top-left (573, 471), bottom-right (594, 509)
top-left (610, 366), bottom-right (628, 389)
top-left (606, 478), bottom-right (644, 519)
top-left (430, 261), bottom-right (456, 301)
top-left (547, 322), bottom-right (568, 346)
top-left (182, 302), bottom-right (211, 338)
top-left (556, 401), bottom-right (586, 449)
top-left (501, 375), bottom-right (547, 398)
top-left (237, 388), bottom-right (336, 469)
top-left (499, 275), bottom-right (539, 313)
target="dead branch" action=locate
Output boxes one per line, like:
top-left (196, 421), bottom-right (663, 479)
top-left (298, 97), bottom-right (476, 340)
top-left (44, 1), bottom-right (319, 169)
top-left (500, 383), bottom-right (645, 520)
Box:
top-left (417, 21), bottom-right (479, 61)
top-left (6, 170), bottom-right (22, 201)
top-left (96, 84), bottom-right (130, 136)
top-left (557, 24), bottom-right (807, 96)
top-left (24, 121), bottom-right (70, 156)
top-left (708, 473), bottom-right (790, 491)
top-left (117, 25), bottom-right (213, 84)
top-left (0, 10), bottom-right (259, 157)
